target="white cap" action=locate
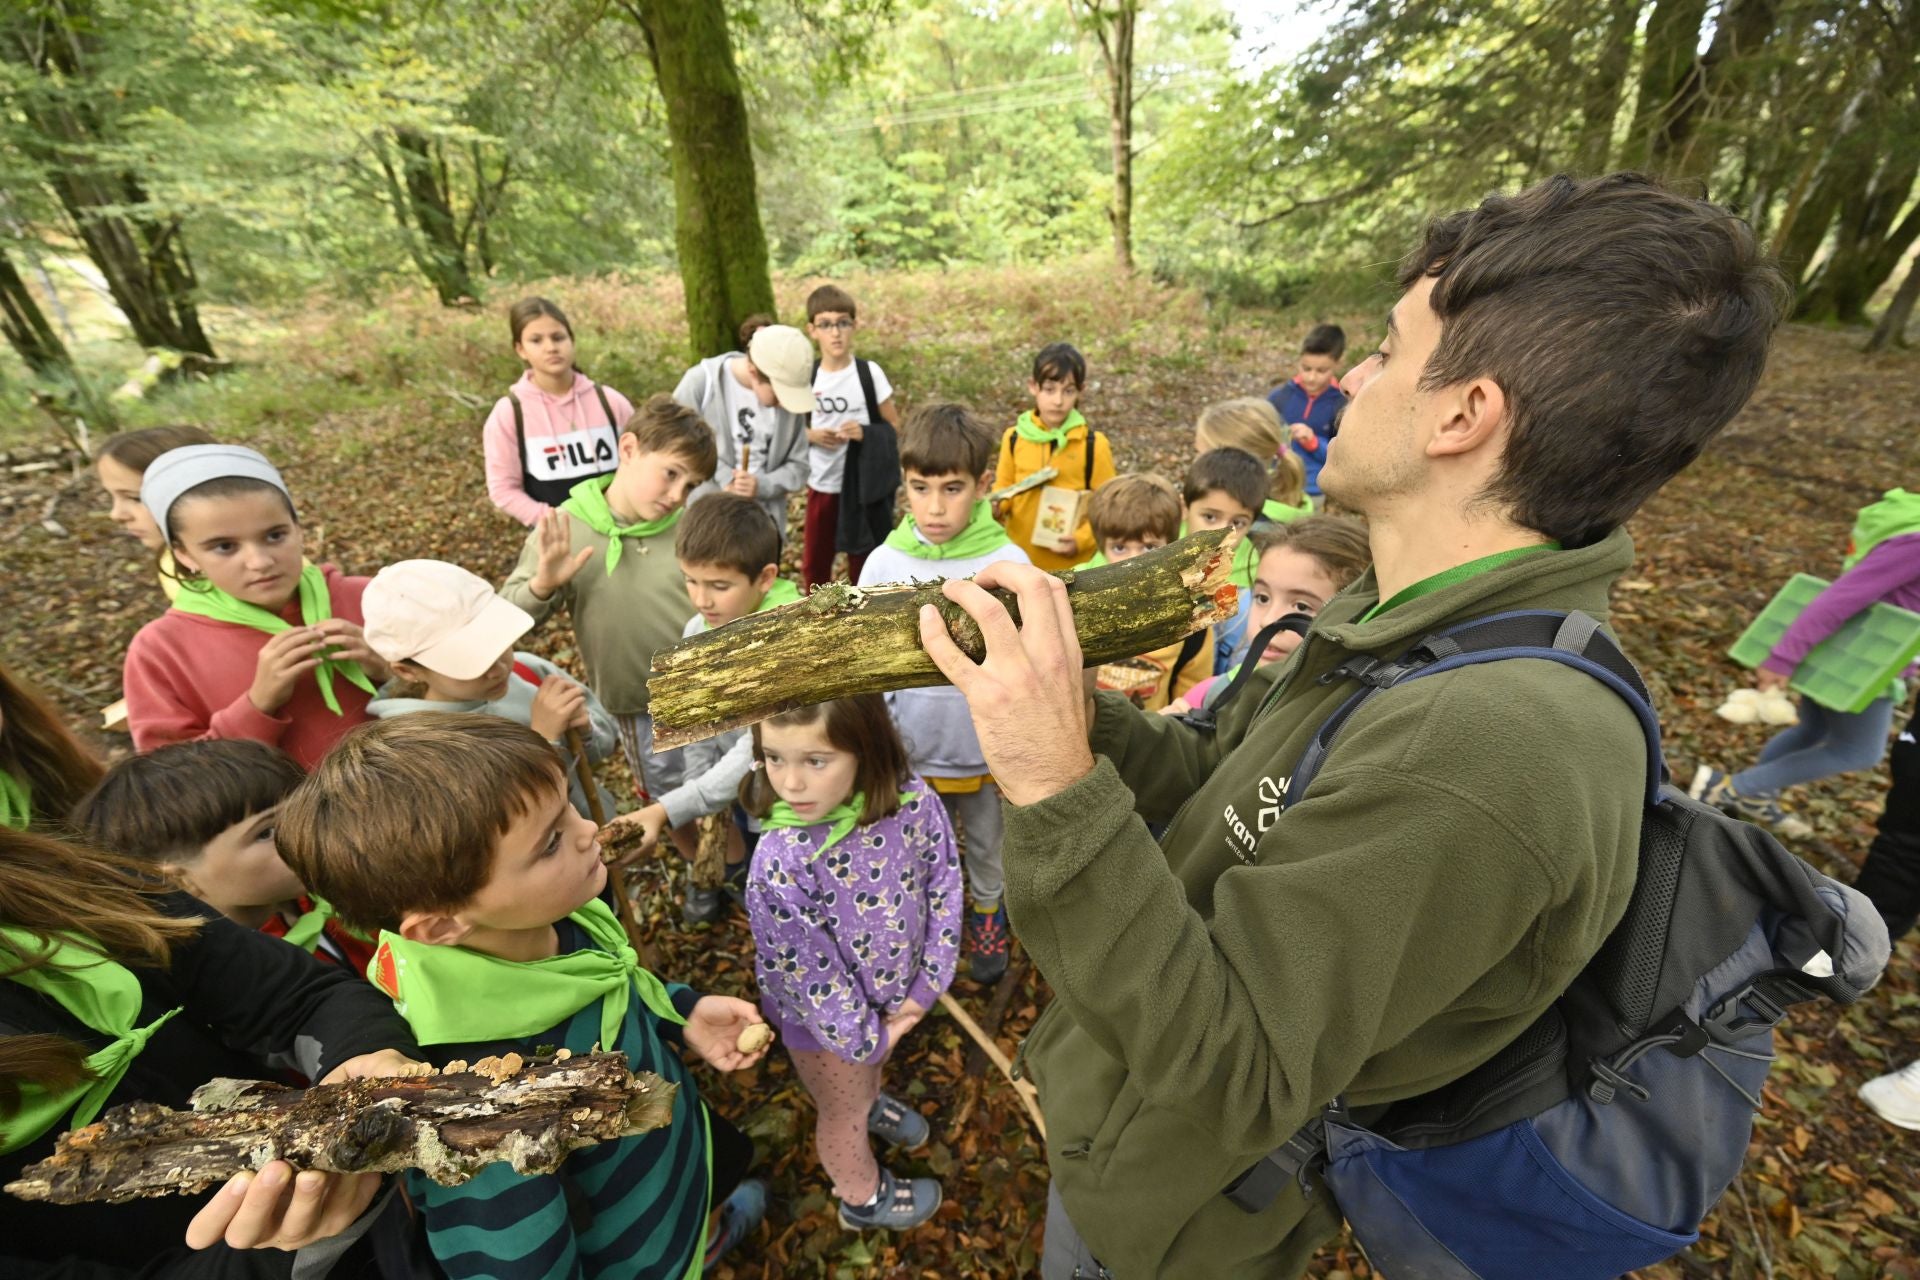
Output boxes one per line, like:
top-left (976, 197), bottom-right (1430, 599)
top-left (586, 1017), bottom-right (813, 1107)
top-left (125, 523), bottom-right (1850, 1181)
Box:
top-left (747, 325), bottom-right (818, 414)
top-left (362, 560), bottom-right (534, 680)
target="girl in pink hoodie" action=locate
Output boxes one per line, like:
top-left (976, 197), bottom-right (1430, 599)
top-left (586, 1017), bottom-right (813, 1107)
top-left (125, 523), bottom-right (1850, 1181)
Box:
top-left (482, 297), bottom-right (636, 525)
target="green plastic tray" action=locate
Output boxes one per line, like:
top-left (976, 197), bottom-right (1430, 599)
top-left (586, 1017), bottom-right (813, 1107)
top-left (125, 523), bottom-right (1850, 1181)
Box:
top-left (1728, 573), bottom-right (1920, 712)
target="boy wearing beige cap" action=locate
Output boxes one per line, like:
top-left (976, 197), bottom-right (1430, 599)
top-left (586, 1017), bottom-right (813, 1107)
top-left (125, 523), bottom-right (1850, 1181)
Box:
top-left (363, 558), bottom-right (619, 820)
top-left (673, 321), bottom-right (815, 535)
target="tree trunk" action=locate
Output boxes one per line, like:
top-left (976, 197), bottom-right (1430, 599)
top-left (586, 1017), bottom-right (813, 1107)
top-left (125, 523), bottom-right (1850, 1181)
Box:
top-left (1626, 0), bottom-right (1709, 171)
top-left (1866, 252), bottom-right (1920, 351)
top-left (1795, 157), bottom-right (1920, 324)
top-left (626, 0), bottom-right (776, 360)
top-left (392, 128), bottom-right (479, 306)
top-left (1660, 0), bottom-right (1778, 185)
top-left (1573, 0), bottom-right (1641, 173)
top-left (0, 247), bottom-right (74, 377)
top-left (648, 529), bottom-right (1241, 750)
top-left (7, 1052), bottom-right (674, 1204)
top-left (1, 7), bottom-right (216, 362)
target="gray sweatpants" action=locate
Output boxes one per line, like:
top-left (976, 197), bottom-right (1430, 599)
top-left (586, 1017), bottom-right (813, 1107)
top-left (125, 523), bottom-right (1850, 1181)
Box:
top-left (1042, 1183), bottom-right (1112, 1279)
top-left (937, 781), bottom-right (1005, 907)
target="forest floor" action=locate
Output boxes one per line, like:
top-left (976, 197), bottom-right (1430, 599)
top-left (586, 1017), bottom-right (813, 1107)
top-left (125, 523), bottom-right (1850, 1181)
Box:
top-left (3, 261), bottom-right (1918, 1279)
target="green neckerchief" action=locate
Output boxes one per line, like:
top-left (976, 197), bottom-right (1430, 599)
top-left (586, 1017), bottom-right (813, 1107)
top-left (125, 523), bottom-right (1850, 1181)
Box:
top-left (1071, 551), bottom-right (1109, 571)
top-left (882, 500), bottom-right (1011, 561)
top-left (1359, 542), bottom-right (1562, 624)
top-left (761, 790), bottom-right (914, 857)
top-left (1844, 488), bottom-right (1920, 570)
top-left (0, 769), bottom-right (29, 831)
top-left (170, 564), bottom-right (376, 716)
top-left (1263, 497), bottom-right (1312, 524)
top-left (756, 578), bottom-right (801, 612)
top-left (560, 476), bottom-right (682, 576)
top-left (369, 899), bottom-right (681, 1052)
top-left (278, 896), bottom-right (369, 953)
top-left (1013, 408), bottom-right (1086, 450)
top-left (0, 929), bottom-right (182, 1155)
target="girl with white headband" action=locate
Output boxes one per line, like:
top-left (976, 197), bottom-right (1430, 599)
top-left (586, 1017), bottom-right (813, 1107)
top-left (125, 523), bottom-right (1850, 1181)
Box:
top-left (123, 445), bottom-right (391, 767)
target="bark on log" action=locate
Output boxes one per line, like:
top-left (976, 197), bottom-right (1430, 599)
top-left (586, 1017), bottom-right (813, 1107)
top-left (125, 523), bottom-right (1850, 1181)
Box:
top-left (649, 528), bottom-right (1240, 749)
top-left (691, 811), bottom-right (730, 891)
top-left (6, 1051), bottom-right (673, 1205)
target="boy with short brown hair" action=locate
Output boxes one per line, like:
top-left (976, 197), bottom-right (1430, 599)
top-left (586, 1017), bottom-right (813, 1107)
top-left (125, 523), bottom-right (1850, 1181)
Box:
top-left (502, 393), bottom-right (716, 815)
top-left (1086, 474), bottom-right (1211, 712)
top-left (858, 403), bottom-right (1030, 984)
top-left (610, 492), bottom-right (798, 924)
top-left (278, 712), bottom-right (770, 1278)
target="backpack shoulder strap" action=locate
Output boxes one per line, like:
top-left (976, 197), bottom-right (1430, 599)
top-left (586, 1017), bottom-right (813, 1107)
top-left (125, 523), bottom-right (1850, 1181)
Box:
top-left (1170, 628), bottom-right (1207, 690)
top-left (592, 384), bottom-right (616, 428)
top-left (1290, 610), bottom-right (1663, 807)
top-left (853, 357), bottom-right (883, 426)
top-left (507, 390), bottom-right (525, 458)
top-left (1084, 430), bottom-right (1098, 488)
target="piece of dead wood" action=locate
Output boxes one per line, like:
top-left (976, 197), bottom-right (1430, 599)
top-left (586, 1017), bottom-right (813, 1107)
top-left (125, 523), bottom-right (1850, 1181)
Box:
top-left (649, 528), bottom-right (1240, 749)
top-left (6, 1051), bottom-right (673, 1204)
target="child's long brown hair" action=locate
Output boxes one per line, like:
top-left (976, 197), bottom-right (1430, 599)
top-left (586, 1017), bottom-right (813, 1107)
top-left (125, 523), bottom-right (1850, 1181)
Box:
top-left (0, 827), bottom-right (202, 1118)
top-left (0, 663), bottom-right (105, 828)
top-left (740, 696), bottom-right (911, 827)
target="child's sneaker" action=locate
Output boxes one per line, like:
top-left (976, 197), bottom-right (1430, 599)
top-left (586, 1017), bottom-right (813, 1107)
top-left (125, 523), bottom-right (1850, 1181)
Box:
top-left (837, 1166), bottom-right (942, 1231)
top-left (1688, 765), bottom-right (1729, 804)
top-left (1689, 766), bottom-right (1813, 840)
top-left (703, 1177), bottom-right (768, 1270)
top-left (968, 901), bottom-right (1010, 984)
top-left (867, 1093), bottom-right (930, 1149)
top-left (1860, 1059), bottom-right (1920, 1131)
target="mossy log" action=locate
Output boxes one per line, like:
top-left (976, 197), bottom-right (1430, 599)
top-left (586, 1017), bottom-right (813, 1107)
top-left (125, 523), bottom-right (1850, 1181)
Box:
top-left (649, 527), bottom-right (1240, 749)
top-left (6, 1051), bottom-right (673, 1205)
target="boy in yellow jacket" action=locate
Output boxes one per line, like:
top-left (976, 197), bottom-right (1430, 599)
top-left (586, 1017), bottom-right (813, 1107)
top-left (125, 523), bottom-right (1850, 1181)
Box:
top-left (995, 343), bottom-right (1116, 570)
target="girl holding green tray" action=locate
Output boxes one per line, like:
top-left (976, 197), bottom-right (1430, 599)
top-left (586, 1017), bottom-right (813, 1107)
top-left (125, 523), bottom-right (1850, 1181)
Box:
top-left (1691, 488), bottom-right (1920, 836)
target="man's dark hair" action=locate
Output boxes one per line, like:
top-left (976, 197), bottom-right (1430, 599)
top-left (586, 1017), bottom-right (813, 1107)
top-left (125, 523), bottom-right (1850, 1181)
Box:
top-left (1031, 342), bottom-right (1087, 389)
top-left (1301, 325), bottom-right (1346, 359)
top-left (1402, 172), bottom-right (1788, 547)
top-left (676, 491), bottom-right (780, 579)
top-left (1183, 448), bottom-right (1268, 515)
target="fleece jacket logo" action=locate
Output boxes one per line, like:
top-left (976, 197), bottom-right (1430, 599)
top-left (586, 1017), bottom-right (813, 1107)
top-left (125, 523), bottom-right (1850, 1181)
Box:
top-left (1222, 773), bottom-right (1290, 864)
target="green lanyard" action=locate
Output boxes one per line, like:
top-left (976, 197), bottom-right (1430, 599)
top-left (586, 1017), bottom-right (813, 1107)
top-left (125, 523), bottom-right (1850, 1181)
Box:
top-left (1358, 543), bottom-right (1560, 624)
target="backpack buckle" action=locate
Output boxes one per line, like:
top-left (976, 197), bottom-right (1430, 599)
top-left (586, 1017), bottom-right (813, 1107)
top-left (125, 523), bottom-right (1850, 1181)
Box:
top-left (1223, 1112), bottom-right (1330, 1213)
top-left (1702, 983), bottom-right (1787, 1040)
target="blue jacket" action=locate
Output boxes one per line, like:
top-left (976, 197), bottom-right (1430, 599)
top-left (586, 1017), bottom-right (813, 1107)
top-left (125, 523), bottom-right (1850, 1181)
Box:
top-left (1267, 379), bottom-right (1348, 496)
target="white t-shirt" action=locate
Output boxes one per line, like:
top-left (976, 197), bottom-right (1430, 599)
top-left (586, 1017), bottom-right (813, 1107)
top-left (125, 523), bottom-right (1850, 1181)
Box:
top-left (807, 359), bottom-right (893, 494)
top-left (720, 365), bottom-right (774, 476)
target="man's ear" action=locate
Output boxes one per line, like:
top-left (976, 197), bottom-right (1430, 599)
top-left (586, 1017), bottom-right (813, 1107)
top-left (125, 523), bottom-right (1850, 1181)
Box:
top-left (753, 563), bottom-right (780, 595)
top-left (1427, 375), bottom-right (1508, 460)
top-left (399, 909), bottom-right (472, 947)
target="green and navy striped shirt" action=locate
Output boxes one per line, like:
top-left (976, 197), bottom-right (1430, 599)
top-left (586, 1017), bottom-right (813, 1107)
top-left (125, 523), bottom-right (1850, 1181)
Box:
top-left (405, 918), bottom-right (710, 1280)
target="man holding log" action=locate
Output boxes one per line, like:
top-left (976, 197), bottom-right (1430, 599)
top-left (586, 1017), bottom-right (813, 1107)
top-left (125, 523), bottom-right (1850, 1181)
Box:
top-left (916, 174), bottom-right (1789, 1278)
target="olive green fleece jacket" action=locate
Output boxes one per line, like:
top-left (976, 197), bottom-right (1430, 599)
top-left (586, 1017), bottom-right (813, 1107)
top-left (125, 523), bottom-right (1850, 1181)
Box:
top-left (499, 517), bottom-right (695, 716)
top-left (1004, 529), bottom-right (1647, 1279)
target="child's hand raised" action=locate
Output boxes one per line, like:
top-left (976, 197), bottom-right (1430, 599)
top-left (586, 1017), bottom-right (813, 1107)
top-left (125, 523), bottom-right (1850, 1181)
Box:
top-left (530, 509), bottom-right (594, 599)
top-left (530, 675), bottom-right (590, 740)
top-left (683, 995), bottom-right (772, 1072)
top-left (310, 618), bottom-right (391, 682)
top-left (1288, 421), bottom-right (1319, 448)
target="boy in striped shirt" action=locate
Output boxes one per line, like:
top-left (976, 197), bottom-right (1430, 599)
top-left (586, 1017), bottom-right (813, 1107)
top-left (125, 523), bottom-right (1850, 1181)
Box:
top-left (279, 713), bottom-right (770, 1278)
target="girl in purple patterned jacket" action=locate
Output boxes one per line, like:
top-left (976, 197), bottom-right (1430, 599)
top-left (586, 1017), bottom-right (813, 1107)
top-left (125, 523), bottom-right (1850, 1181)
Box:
top-left (741, 694), bottom-right (962, 1232)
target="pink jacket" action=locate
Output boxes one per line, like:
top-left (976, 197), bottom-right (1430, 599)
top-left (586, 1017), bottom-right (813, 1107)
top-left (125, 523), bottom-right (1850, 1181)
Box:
top-left (482, 371), bottom-right (636, 525)
top-left (123, 564), bottom-right (374, 769)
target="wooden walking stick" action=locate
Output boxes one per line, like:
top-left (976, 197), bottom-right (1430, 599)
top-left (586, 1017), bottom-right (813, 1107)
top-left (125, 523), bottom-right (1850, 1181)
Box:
top-left (567, 726), bottom-right (656, 968)
top-left (938, 992), bottom-right (1046, 1141)
top-left (649, 528), bottom-right (1241, 749)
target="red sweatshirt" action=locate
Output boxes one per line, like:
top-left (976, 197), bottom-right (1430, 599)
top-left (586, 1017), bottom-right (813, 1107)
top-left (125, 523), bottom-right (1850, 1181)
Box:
top-left (123, 564), bottom-right (374, 768)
